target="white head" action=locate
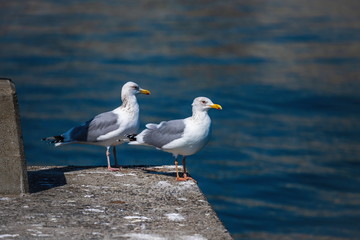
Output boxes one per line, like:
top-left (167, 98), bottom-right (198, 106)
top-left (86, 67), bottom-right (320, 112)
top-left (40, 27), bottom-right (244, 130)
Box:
top-left (192, 97), bottom-right (222, 112)
top-left (121, 81), bottom-right (151, 99)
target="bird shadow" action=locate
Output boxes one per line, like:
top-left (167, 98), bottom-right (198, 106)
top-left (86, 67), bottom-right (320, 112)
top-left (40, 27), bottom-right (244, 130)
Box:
top-left (143, 169), bottom-right (177, 178)
top-left (27, 166), bottom-right (97, 194)
top-left (116, 165), bottom-right (179, 178)
top-left (141, 165), bottom-right (192, 179)
top-left (27, 165), bottom-right (190, 194)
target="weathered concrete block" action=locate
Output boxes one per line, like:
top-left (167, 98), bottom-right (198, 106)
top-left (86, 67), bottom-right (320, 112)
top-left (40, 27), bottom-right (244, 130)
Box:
top-left (0, 78), bottom-right (28, 195)
top-left (1, 166), bottom-right (233, 239)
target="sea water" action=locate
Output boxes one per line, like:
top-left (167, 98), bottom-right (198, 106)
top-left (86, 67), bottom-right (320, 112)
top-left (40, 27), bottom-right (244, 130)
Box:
top-left (1, 1), bottom-right (360, 239)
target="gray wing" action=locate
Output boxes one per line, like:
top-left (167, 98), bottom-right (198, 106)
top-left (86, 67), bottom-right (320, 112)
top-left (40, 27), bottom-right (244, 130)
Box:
top-left (61, 111), bottom-right (119, 143)
top-left (87, 111), bottom-right (119, 142)
top-left (143, 119), bottom-right (186, 148)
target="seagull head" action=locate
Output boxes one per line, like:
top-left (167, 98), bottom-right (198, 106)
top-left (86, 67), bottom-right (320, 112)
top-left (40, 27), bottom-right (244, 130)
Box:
top-left (122, 81), bottom-right (151, 97)
top-left (192, 97), bottom-right (222, 112)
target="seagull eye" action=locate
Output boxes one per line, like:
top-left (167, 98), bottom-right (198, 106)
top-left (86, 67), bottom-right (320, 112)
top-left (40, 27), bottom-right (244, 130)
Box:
top-left (201, 100), bottom-right (207, 104)
top-left (132, 86), bottom-right (139, 90)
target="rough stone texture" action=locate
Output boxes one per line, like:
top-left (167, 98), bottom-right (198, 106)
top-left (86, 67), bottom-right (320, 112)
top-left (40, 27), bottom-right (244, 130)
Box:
top-left (0, 166), bottom-right (233, 240)
top-left (0, 78), bottom-right (28, 195)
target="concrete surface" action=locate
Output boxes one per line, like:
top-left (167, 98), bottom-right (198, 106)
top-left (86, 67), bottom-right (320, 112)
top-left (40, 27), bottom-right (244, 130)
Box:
top-left (0, 166), bottom-right (233, 240)
top-left (0, 78), bottom-right (28, 195)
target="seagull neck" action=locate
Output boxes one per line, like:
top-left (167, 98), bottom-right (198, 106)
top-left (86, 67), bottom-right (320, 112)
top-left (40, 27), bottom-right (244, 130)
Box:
top-left (121, 94), bottom-right (139, 112)
top-left (191, 109), bottom-right (209, 121)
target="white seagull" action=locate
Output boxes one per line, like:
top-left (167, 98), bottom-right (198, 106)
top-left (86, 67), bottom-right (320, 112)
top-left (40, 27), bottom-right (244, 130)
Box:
top-left (43, 81), bottom-right (150, 171)
top-left (128, 97), bottom-right (222, 181)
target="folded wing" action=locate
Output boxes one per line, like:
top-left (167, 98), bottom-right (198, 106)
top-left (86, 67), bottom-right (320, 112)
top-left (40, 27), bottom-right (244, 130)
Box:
top-left (142, 119), bottom-right (186, 148)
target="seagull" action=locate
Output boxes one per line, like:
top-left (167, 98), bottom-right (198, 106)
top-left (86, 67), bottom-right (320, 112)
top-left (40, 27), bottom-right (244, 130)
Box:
top-left (127, 97), bottom-right (222, 181)
top-left (43, 81), bottom-right (150, 171)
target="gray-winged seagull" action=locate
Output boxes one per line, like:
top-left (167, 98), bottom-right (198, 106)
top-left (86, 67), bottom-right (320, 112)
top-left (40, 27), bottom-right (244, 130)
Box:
top-left (43, 81), bottom-right (150, 171)
top-left (128, 97), bottom-right (222, 181)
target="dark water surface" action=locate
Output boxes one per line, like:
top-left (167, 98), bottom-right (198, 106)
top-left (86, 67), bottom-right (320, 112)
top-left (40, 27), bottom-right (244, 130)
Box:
top-left (1, 1), bottom-right (360, 239)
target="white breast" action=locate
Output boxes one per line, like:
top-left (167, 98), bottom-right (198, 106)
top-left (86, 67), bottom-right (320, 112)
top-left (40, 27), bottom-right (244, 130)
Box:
top-left (162, 116), bottom-right (211, 156)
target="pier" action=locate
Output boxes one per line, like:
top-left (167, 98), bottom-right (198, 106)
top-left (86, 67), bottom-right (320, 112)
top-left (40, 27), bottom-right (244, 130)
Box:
top-left (1, 166), bottom-right (232, 239)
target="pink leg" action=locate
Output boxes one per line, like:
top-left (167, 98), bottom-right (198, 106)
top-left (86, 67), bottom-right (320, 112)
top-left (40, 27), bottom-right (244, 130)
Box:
top-left (106, 147), bottom-right (119, 171)
top-left (174, 156), bottom-right (180, 179)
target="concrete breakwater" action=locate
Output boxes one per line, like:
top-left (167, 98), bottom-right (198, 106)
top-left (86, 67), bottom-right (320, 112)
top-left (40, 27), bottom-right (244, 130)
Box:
top-left (1, 166), bottom-right (232, 239)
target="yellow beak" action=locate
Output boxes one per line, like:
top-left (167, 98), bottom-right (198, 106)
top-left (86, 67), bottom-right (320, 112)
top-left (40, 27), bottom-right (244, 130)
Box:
top-left (139, 89), bottom-right (151, 95)
top-left (210, 104), bottom-right (222, 110)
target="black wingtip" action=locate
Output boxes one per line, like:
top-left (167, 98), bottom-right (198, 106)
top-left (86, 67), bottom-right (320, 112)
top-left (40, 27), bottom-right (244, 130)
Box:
top-left (126, 134), bottom-right (137, 141)
top-left (42, 135), bottom-right (64, 144)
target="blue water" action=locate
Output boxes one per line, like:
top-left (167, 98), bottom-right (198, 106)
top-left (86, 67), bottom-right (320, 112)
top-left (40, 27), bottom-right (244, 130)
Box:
top-left (1, 1), bottom-right (360, 239)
